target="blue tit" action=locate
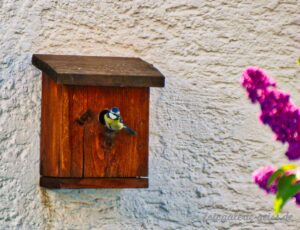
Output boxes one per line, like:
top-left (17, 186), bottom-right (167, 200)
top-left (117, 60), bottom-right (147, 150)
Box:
top-left (99, 107), bottom-right (137, 136)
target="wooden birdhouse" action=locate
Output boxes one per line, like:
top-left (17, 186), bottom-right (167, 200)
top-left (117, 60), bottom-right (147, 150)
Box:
top-left (32, 54), bottom-right (165, 189)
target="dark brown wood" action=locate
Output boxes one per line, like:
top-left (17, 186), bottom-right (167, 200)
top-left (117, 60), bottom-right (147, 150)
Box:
top-left (40, 177), bottom-right (148, 189)
top-left (32, 54), bottom-right (165, 87)
top-left (84, 87), bottom-right (149, 177)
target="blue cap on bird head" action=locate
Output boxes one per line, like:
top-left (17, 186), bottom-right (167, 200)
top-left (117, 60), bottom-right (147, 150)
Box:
top-left (111, 107), bottom-right (120, 115)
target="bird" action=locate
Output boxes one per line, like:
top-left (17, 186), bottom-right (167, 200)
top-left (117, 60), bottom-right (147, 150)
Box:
top-left (99, 107), bottom-right (137, 136)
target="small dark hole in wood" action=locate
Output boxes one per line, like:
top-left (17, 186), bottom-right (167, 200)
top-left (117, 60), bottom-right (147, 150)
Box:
top-left (76, 109), bottom-right (93, 125)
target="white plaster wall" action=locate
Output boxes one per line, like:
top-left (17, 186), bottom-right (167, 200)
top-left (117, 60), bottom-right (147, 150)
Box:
top-left (0, 0), bottom-right (300, 229)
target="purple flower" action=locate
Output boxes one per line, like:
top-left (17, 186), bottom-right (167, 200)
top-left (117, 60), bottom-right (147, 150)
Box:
top-left (241, 67), bottom-right (300, 160)
top-left (241, 67), bottom-right (276, 103)
top-left (286, 142), bottom-right (300, 160)
top-left (252, 166), bottom-right (277, 193)
top-left (294, 193), bottom-right (300, 206)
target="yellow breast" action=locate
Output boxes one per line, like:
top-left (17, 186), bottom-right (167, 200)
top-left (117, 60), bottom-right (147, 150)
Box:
top-left (104, 114), bottom-right (124, 131)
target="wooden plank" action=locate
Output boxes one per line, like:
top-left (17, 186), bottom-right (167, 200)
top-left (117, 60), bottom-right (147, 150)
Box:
top-left (60, 86), bottom-right (87, 177)
top-left (83, 88), bottom-right (107, 177)
top-left (84, 87), bottom-right (149, 177)
top-left (40, 177), bottom-right (148, 189)
top-left (83, 119), bottom-right (105, 177)
top-left (40, 74), bottom-right (61, 176)
top-left (32, 54), bottom-right (165, 87)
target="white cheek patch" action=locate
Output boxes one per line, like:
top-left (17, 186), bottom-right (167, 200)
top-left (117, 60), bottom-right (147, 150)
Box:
top-left (109, 113), bottom-right (117, 120)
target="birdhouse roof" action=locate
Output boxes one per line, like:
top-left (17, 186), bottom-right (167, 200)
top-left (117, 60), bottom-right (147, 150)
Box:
top-left (32, 54), bottom-right (165, 87)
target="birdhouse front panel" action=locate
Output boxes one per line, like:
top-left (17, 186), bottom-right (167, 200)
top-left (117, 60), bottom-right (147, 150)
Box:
top-left (33, 54), bottom-right (164, 189)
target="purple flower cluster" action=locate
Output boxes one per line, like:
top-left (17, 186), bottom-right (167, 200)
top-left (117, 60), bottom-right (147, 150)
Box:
top-left (252, 166), bottom-right (300, 205)
top-left (241, 67), bottom-right (276, 103)
top-left (241, 67), bottom-right (300, 160)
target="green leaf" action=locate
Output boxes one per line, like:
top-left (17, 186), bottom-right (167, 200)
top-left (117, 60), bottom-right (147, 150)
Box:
top-left (297, 58), bottom-right (300, 65)
top-left (274, 174), bottom-right (300, 215)
top-left (267, 164), bottom-right (297, 187)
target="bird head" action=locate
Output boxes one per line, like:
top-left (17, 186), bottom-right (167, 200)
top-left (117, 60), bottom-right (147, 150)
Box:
top-left (110, 107), bottom-right (120, 115)
top-left (108, 107), bottom-right (121, 120)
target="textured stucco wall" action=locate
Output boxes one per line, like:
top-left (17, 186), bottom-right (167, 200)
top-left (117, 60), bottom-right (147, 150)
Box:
top-left (1, 0), bottom-right (300, 229)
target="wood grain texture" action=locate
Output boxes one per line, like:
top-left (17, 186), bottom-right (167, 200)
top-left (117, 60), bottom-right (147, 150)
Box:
top-left (60, 86), bottom-right (87, 177)
top-left (32, 54), bottom-right (165, 87)
top-left (40, 177), bottom-right (148, 189)
top-left (40, 74), bottom-right (61, 176)
top-left (84, 87), bottom-right (149, 177)
top-left (40, 73), bottom-right (150, 187)
top-left (41, 75), bottom-right (87, 178)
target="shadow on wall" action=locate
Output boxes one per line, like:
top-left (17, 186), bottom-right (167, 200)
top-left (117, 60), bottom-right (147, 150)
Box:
top-left (39, 187), bottom-right (123, 228)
